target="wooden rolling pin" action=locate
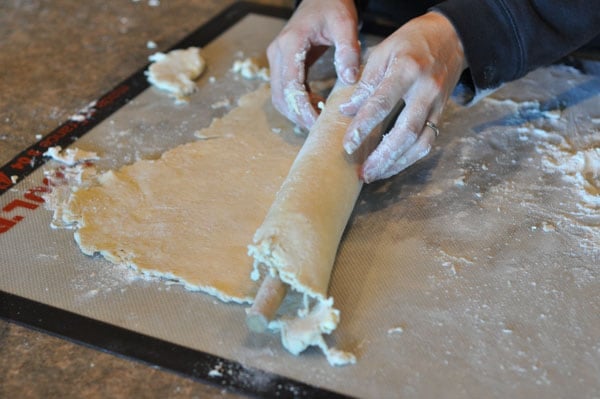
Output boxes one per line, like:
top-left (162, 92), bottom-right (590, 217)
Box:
top-left (246, 275), bottom-right (288, 332)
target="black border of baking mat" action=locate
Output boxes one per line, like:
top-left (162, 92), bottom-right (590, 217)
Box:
top-left (0, 2), bottom-right (359, 398)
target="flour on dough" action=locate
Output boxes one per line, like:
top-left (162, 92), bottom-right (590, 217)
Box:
top-left (146, 47), bottom-right (206, 103)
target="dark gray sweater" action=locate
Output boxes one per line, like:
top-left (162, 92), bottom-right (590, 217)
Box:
top-left (295, 0), bottom-right (600, 99)
top-left (362, 0), bottom-right (600, 97)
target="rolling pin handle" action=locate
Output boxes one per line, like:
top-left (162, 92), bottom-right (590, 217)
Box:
top-left (246, 274), bottom-right (288, 333)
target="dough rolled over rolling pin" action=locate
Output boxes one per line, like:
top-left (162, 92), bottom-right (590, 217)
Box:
top-left (247, 81), bottom-right (384, 332)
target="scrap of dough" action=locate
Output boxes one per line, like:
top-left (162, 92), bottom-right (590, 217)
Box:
top-left (249, 83), bottom-right (372, 366)
top-left (232, 58), bottom-right (270, 81)
top-left (59, 86), bottom-right (299, 303)
top-left (270, 298), bottom-right (356, 366)
top-left (44, 146), bottom-right (99, 166)
top-left (43, 163), bottom-right (98, 229)
top-left (146, 47), bottom-right (206, 102)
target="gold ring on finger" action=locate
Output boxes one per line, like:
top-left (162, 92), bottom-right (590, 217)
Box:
top-left (425, 120), bottom-right (439, 137)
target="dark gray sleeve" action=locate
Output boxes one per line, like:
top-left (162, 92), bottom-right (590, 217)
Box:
top-left (433, 0), bottom-right (600, 95)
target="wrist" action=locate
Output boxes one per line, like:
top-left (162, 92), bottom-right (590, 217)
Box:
top-left (428, 10), bottom-right (467, 72)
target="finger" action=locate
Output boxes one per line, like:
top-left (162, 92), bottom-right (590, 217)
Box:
top-left (392, 73), bottom-right (443, 137)
top-left (266, 41), bottom-right (285, 108)
top-left (333, 39), bottom-right (360, 85)
top-left (362, 121), bottom-right (436, 182)
top-left (282, 80), bottom-right (319, 129)
top-left (342, 60), bottom-right (415, 154)
top-left (360, 86), bottom-right (437, 182)
top-left (322, 3), bottom-right (360, 84)
top-left (338, 55), bottom-right (384, 117)
top-left (267, 37), bottom-right (318, 129)
top-left (360, 124), bottom-right (419, 183)
top-left (338, 43), bottom-right (394, 116)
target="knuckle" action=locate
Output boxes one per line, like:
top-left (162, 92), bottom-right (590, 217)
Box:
top-left (406, 131), bottom-right (420, 144)
top-left (422, 75), bottom-right (443, 93)
top-left (356, 78), bottom-right (376, 95)
top-left (368, 94), bottom-right (395, 116)
top-left (394, 53), bottom-right (436, 79)
top-left (402, 120), bottom-right (422, 138)
top-left (274, 29), bottom-right (306, 51)
top-left (396, 55), bottom-right (422, 77)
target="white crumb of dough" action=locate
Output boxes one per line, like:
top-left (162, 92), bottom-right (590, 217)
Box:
top-left (11, 175), bottom-right (18, 184)
top-left (146, 40), bottom-right (157, 49)
top-left (43, 146), bottom-right (100, 166)
top-left (70, 114), bottom-right (86, 122)
top-left (231, 58), bottom-right (269, 81)
top-left (541, 221), bottom-right (556, 232)
top-left (146, 47), bottom-right (206, 103)
top-left (208, 369), bottom-right (223, 378)
top-left (207, 363), bottom-right (224, 378)
top-left (211, 98), bottom-right (231, 109)
top-left (268, 298), bottom-right (356, 367)
top-left (387, 326), bottom-right (404, 335)
top-left (454, 176), bottom-right (466, 186)
top-left (69, 101), bottom-right (97, 122)
top-left (317, 101), bottom-right (325, 111)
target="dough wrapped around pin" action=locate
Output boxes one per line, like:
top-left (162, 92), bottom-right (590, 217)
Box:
top-left (248, 82), bottom-right (378, 366)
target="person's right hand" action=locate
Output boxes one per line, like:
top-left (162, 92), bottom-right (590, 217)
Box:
top-left (267, 0), bottom-right (361, 129)
top-left (340, 12), bottom-right (467, 183)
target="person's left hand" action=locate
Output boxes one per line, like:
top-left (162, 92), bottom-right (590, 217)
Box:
top-left (267, 0), bottom-right (361, 130)
top-left (340, 12), bottom-right (467, 183)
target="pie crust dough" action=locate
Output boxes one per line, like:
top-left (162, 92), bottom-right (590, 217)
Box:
top-left (57, 83), bottom-right (365, 365)
top-left (61, 85), bottom-right (298, 303)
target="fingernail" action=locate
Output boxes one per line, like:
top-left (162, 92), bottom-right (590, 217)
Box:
top-left (343, 129), bottom-right (361, 154)
top-left (361, 165), bottom-right (374, 183)
top-left (344, 140), bottom-right (357, 155)
top-left (343, 67), bottom-right (358, 84)
top-left (339, 99), bottom-right (358, 115)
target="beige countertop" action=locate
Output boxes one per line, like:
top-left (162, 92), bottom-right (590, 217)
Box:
top-left (0, 1), bottom-right (289, 398)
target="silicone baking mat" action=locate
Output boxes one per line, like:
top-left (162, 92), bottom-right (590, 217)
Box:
top-left (1, 3), bottom-right (599, 398)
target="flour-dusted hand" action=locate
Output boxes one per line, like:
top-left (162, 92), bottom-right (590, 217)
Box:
top-left (267, 0), bottom-right (361, 129)
top-left (340, 12), bottom-right (467, 183)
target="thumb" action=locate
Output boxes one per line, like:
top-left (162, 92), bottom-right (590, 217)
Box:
top-left (332, 26), bottom-right (361, 84)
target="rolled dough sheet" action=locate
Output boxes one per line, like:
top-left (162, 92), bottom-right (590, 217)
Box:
top-left (58, 85), bottom-right (300, 303)
top-left (249, 83), bottom-right (379, 366)
top-left (250, 84), bottom-right (364, 299)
